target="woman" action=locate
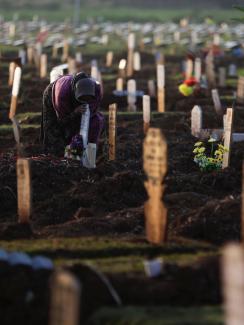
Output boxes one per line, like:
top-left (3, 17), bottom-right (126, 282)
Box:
top-left (40, 72), bottom-right (104, 156)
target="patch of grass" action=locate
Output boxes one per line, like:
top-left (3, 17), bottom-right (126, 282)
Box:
top-left (88, 306), bottom-right (224, 325)
top-left (0, 8), bottom-right (241, 23)
top-left (0, 236), bottom-right (217, 273)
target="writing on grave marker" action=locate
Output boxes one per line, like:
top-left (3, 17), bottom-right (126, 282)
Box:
top-left (17, 158), bottom-right (32, 224)
top-left (144, 128), bottom-right (167, 244)
top-left (109, 104), bottom-right (117, 161)
top-left (222, 108), bottom-right (233, 169)
top-left (50, 270), bottom-right (81, 325)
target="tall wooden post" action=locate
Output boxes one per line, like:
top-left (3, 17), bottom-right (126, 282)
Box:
top-left (222, 108), bottom-right (233, 169)
top-left (109, 104), bottom-right (117, 161)
top-left (222, 244), bottom-right (244, 325)
top-left (9, 67), bottom-right (21, 119)
top-left (17, 158), bottom-right (32, 224)
top-left (143, 95), bottom-right (151, 134)
top-left (50, 270), bottom-right (81, 325)
top-left (127, 33), bottom-right (135, 77)
top-left (191, 105), bottom-right (202, 137)
top-left (144, 128), bottom-right (167, 244)
top-left (157, 64), bottom-right (165, 112)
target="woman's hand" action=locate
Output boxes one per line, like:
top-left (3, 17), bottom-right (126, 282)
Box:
top-left (74, 105), bottom-right (87, 115)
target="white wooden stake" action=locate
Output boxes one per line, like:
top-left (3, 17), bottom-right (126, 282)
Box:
top-left (191, 105), bottom-right (202, 137)
top-left (133, 52), bottom-right (141, 71)
top-left (157, 64), bottom-right (165, 112)
top-left (17, 158), bottom-right (32, 224)
top-left (143, 95), bottom-right (151, 134)
top-left (127, 79), bottom-right (137, 111)
top-left (9, 67), bottom-right (21, 119)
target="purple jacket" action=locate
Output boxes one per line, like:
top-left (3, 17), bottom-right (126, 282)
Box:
top-left (52, 75), bottom-right (104, 144)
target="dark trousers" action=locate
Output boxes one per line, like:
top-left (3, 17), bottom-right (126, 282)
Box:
top-left (40, 83), bottom-right (67, 155)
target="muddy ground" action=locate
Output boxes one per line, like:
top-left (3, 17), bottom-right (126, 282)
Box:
top-left (0, 50), bottom-right (243, 324)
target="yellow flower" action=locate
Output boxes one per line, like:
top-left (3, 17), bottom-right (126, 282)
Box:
top-left (208, 137), bottom-right (216, 143)
top-left (198, 147), bottom-right (205, 153)
top-left (194, 142), bottom-right (203, 147)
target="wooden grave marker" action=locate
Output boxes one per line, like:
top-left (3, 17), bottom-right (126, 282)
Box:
top-left (185, 59), bottom-right (193, 79)
top-left (148, 80), bottom-right (156, 98)
top-left (50, 270), bottom-right (81, 325)
top-left (191, 105), bottom-right (202, 137)
top-left (127, 33), bottom-right (135, 77)
top-left (68, 58), bottom-right (77, 75)
top-left (237, 77), bottom-right (244, 103)
top-left (62, 41), bottom-right (69, 62)
top-left (157, 64), bottom-right (165, 112)
top-left (222, 108), bottom-right (233, 169)
top-left (9, 66), bottom-right (21, 119)
top-left (143, 128), bottom-right (167, 244)
top-left (17, 158), bottom-right (32, 224)
top-left (109, 104), bottom-right (117, 161)
top-left (143, 95), bottom-right (151, 134)
top-left (242, 162), bottom-right (244, 241)
top-left (118, 59), bottom-right (126, 78)
top-left (222, 244), bottom-right (244, 325)
top-left (219, 67), bottom-right (226, 88)
top-left (194, 58), bottom-right (202, 83)
top-left (40, 54), bottom-right (47, 78)
top-left (8, 62), bottom-right (16, 87)
top-left (106, 51), bottom-right (113, 67)
top-left (133, 52), bottom-right (141, 71)
top-left (116, 78), bottom-right (123, 91)
top-left (212, 89), bottom-right (223, 115)
top-left (127, 79), bottom-right (137, 112)
top-left (27, 46), bottom-right (34, 64)
top-left (75, 52), bottom-right (82, 64)
top-left (205, 50), bottom-right (216, 88)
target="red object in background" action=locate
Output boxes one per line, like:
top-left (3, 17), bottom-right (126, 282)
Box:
top-left (184, 77), bottom-right (197, 86)
top-left (36, 30), bottom-right (49, 43)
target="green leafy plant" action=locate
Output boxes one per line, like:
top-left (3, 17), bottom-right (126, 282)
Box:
top-left (193, 137), bottom-right (228, 172)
